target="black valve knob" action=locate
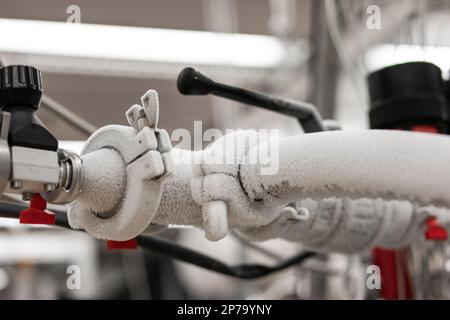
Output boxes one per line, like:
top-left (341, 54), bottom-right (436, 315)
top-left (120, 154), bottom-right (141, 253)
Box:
top-left (0, 65), bottom-right (57, 151)
top-left (368, 62), bottom-right (448, 131)
top-left (0, 65), bottom-right (43, 110)
top-left (177, 67), bottom-right (216, 95)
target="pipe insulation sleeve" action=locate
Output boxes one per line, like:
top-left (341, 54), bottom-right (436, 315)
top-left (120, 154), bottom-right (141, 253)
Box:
top-left (240, 130), bottom-right (450, 207)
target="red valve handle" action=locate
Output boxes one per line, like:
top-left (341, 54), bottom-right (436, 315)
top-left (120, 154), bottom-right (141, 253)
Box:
top-left (106, 238), bottom-right (138, 250)
top-left (424, 217), bottom-right (448, 241)
top-left (19, 193), bottom-right (55, 225)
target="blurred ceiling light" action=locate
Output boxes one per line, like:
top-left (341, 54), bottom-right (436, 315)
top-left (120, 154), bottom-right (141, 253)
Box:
top-left (0, 268), bottom-right (9, 291)
top-left (0, 18), bottom-right (289, 69)
top-left (59, 141), bottom-right (85, 155)
top-left (365, 44), bottom-right (450, 75)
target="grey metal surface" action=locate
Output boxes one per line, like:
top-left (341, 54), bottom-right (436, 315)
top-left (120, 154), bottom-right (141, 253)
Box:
top-left (43, 148), bottom-right (83, 204)
top-left (307, 0), bottom-right (340, 120)
top-left (6, 146), bottom-right (59, 194)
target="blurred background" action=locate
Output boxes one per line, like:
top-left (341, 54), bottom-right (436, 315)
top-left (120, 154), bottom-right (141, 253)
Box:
top-left (0, 0), bottom-right (449, 299)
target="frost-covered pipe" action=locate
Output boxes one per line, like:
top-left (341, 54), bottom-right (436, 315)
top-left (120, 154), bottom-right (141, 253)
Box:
top-left (153, 149), bottom-right (202, 227)
top-left (155, 130), bottom-right (450, 226)
top-left (237, 198), bottom-right (449, 253)
top-left (71, 128), bottom-right (450, 246)
top-left (239, 130), bottom-right (450, 207)
top-left (153, 159), bottom-right (450, 253)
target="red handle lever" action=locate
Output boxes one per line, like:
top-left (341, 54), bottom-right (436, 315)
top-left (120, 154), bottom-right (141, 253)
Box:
top-left (106, 238), bottom-right (138, 250)
top-left (19, 193), bottom-right (55, 225)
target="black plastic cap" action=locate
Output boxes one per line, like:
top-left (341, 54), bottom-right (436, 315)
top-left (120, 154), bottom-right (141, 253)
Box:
top-left (367, 62), bottom-right (447, 129)
top-left (177, 67), bottom-right (215, 95)
top-left (0, 65), bottom-right (43, 110)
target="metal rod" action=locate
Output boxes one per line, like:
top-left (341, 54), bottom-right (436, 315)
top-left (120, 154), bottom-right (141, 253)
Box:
top-left (41, 95), bottom-right (97, 136)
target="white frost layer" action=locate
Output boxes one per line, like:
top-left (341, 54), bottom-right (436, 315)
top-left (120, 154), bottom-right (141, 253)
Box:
top-left (240, 130), bottom-right (450, 207)
top-left (71, 129), bottom-right (450, 251)
top-left (153, 149), bottom-right (202, 227)
top-left (77, 148), bottom-right (125, 216)
top-left (237, 198), bottom-right (446, 253)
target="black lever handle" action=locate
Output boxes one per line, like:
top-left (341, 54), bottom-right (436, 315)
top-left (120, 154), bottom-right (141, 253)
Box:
top-left (177, 67), bottom-right (324, 133)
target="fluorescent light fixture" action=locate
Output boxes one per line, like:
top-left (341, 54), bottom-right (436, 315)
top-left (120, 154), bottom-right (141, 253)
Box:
top-left (365, 44), bottom-right (450, 75)
top-left (0, 18), bottom-right (288, 69)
